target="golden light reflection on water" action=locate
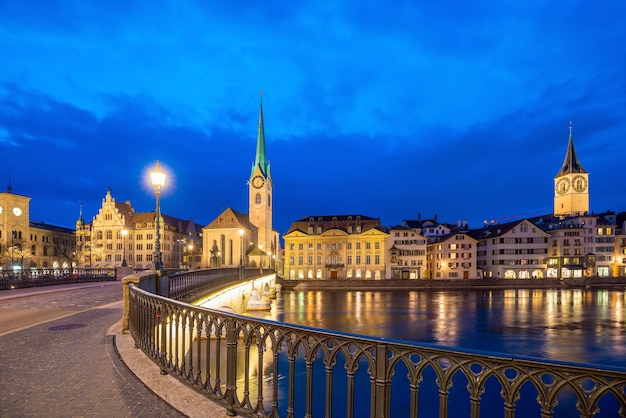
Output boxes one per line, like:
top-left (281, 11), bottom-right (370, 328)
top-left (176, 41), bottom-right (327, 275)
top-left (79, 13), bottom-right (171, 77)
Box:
top-left (262, 288), bottom-right (626, 366)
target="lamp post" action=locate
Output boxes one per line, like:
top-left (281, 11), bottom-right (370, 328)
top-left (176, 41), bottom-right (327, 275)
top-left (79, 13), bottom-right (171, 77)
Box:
top-left (151, 161), bottom-right (166, 271)
top-left (238, 229), bottom-right (244, 279)
top-left (121, 229), bottom-right (128, 267)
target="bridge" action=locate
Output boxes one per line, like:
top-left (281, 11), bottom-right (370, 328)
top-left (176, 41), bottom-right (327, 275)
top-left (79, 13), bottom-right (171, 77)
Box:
top-left (123, 268), bottom-right (626, 417)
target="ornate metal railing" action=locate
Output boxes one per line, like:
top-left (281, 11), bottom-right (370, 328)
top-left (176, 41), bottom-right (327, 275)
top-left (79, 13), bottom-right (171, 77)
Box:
top-left (0, 268), bottom-right (116, 290)
top-left (168, 268), bottom-right (259, 301)
top-left (127, 283), bottom-right (626, 418)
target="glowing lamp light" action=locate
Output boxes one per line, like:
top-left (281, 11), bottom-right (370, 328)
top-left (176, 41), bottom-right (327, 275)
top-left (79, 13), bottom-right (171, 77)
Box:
top-left (150, 161), bottom-right (166, 188)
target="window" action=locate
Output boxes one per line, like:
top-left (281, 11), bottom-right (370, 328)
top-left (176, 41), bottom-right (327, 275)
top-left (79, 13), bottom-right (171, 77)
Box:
top-left (255, 193), bottom-right (261, 205)
top-left (375, 254), bottom-right (380, 264)
top-left (365, 255), bottom-right (371, 265)
top-left (106, 230), bottom-right (113, 240)
top-left (136, 255), bottom-right (143, 262)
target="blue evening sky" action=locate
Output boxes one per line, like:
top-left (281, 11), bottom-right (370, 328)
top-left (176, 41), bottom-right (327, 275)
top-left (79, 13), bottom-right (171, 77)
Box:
top-left (1, 1), bottom-right (625, 235)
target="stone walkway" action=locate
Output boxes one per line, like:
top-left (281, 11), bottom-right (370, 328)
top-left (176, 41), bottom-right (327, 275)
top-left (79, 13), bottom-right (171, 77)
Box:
top-left (0, 282), bottom-right (228, 417)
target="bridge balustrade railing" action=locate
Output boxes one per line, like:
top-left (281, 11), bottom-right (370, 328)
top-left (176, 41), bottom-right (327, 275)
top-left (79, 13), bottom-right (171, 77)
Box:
top-left (0, 267), bottom-right (116, 290)
top-left (127, 282), bottom-right (626, 418)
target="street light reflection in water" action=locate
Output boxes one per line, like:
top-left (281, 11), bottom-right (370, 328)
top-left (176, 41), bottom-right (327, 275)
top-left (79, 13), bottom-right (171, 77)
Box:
top-left (254, 288), bottom-right (626, 367)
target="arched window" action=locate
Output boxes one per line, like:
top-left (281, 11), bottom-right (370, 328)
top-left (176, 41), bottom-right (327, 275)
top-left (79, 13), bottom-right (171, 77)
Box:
top-left (106, 230), bottom-right (113, 240)
top-left (267, 194), bottom-right (271, 208)
top-left (255, 193), bottom-right (261, 205)
top-left (97, 231), bottom-right (103, 240)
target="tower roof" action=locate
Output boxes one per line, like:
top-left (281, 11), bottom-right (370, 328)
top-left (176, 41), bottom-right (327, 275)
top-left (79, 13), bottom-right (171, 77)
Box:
top-left (251, 91), bottom-right (270, 178)
top-left (556, 123), bottom-right (587, 177)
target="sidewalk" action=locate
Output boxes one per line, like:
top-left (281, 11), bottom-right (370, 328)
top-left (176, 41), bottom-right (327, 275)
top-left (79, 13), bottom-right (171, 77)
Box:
top-left (0, 282), bottom-right (229, 418)
top-left (110, 320), bottom-right (229, 417)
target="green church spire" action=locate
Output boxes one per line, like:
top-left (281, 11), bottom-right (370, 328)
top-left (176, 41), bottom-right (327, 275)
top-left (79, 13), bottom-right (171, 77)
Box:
top-left (251, 90), bottom-right (270, 178)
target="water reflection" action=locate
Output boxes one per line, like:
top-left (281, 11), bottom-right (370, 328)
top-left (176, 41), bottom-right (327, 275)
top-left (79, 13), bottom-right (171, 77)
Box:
top-left (254, 288), bottom-right (626, 367)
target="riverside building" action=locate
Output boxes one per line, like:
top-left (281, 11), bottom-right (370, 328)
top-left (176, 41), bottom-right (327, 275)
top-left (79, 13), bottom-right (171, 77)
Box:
top-left (0, 188), bottom-right (75, 272)
top-left (75, 189), bottom-right (202, 270)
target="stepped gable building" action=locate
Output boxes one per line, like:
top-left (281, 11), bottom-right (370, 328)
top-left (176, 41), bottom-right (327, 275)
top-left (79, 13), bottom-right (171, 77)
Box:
top-left (76, 189), bottom-right (202, 269)
top-left (0, 188), bottom-right (75, 272)
top-left (202, 93), bottom-right (281, 271)
top-left (283, 214), bottom-right (388, 280)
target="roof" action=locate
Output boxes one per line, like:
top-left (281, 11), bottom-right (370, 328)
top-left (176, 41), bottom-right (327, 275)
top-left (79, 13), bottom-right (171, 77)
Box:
top-left (204, 207), bottom-right (252, 230)
top-left (556, 123), bottom-right (587, 177)
top-left (30, 221), bottom-right (75, 235)
top-left (285, 214), bottom-right (384, 235)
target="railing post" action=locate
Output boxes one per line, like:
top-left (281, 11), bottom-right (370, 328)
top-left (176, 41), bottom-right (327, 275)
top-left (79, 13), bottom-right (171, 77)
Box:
top-left (225, 316), bottom-right (238, 416)
top-left (158, 303), bottom-right (168, 375)
top-left (121, 275), bottom-right (141, 333)
top-left (373, 343), bottom-right (391, 418)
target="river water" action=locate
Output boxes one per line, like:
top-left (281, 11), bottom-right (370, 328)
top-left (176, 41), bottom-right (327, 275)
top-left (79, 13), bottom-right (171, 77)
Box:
top-left (241, 287), bottom-right (626, 417)
top-left (259, 287), bottom-right (626, 367)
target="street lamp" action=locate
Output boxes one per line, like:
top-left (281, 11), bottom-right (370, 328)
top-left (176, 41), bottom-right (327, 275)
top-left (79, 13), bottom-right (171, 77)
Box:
top-left (238, 229), bottom-right (244, 279)
top-left (151, 161), bottom-right (166, 271)
top-left (121, 229), bottom-right (128, 267)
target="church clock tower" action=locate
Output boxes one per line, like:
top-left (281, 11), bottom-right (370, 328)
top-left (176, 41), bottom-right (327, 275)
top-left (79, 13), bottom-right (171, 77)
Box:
top-left (554, 123), bottom-right (589, 217)
top-left (248, 92), bottom-right (274, 259)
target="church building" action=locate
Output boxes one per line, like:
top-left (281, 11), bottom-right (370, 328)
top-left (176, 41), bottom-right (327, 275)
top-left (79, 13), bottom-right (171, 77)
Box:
top-left (201, 93), bottom-right (282, 271)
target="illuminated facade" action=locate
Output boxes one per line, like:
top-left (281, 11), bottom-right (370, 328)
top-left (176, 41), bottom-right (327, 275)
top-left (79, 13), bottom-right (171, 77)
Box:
top-left (426, 232), bottom-right (478, 279)
top-left (202, 93), bottom-right (282, 271)
top-left (0, 190), bottom-right (75, 271)
top-left (386, 225), bottom-right (427, 279)
top-left (283, 215), bottom-right (388, 280)
top-left (471, 219), bottom-right (550, 279)
top-left (76, 189), bottom-right (202, 269)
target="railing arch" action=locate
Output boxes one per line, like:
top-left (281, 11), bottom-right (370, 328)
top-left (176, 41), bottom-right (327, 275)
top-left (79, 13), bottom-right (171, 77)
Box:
top-left (124, 271), bottom-right (626, 418)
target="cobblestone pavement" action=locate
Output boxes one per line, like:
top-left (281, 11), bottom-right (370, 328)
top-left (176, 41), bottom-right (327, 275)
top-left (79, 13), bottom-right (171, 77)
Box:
top-left (0, 283), bottom-right (186, 417)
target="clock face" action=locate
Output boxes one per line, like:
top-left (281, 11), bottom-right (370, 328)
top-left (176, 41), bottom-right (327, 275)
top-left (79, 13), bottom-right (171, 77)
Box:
top-left (572, 175), bottom-right (587, 192)
top-left (556, 178), bottom-right (570, 195)
top-left (13, 207), bottom-right (22, 216)
top-left (251, 175), bottom-right (265, 189)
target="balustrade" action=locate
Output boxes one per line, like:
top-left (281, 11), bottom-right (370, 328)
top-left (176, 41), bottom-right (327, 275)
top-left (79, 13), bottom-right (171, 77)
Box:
top-left (127, 276), bottom-right (626, 418)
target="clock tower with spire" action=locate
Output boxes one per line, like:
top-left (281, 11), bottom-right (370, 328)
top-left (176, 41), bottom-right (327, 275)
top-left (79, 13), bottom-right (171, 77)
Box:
top-left (248, 91), bottom-right (276, 265)
top-left (554, 123), bottom-right (589, 217)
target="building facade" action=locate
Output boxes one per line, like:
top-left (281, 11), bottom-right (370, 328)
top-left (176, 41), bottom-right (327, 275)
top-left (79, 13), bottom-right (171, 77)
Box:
top-left (76, 189), bottom-right (202, 270)
top-left (471, 219), bottom-right (549, 279)
top-left (283, 215), bottom-right (388, 280)
top-left (1, 189), bottom-right (75, 272)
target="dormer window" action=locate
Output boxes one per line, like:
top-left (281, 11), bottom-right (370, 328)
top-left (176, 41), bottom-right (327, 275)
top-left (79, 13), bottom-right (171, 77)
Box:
top-left (317, 227), bottom-right (322, 234)
top-left (347, 226), bottom-right (353, 233)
